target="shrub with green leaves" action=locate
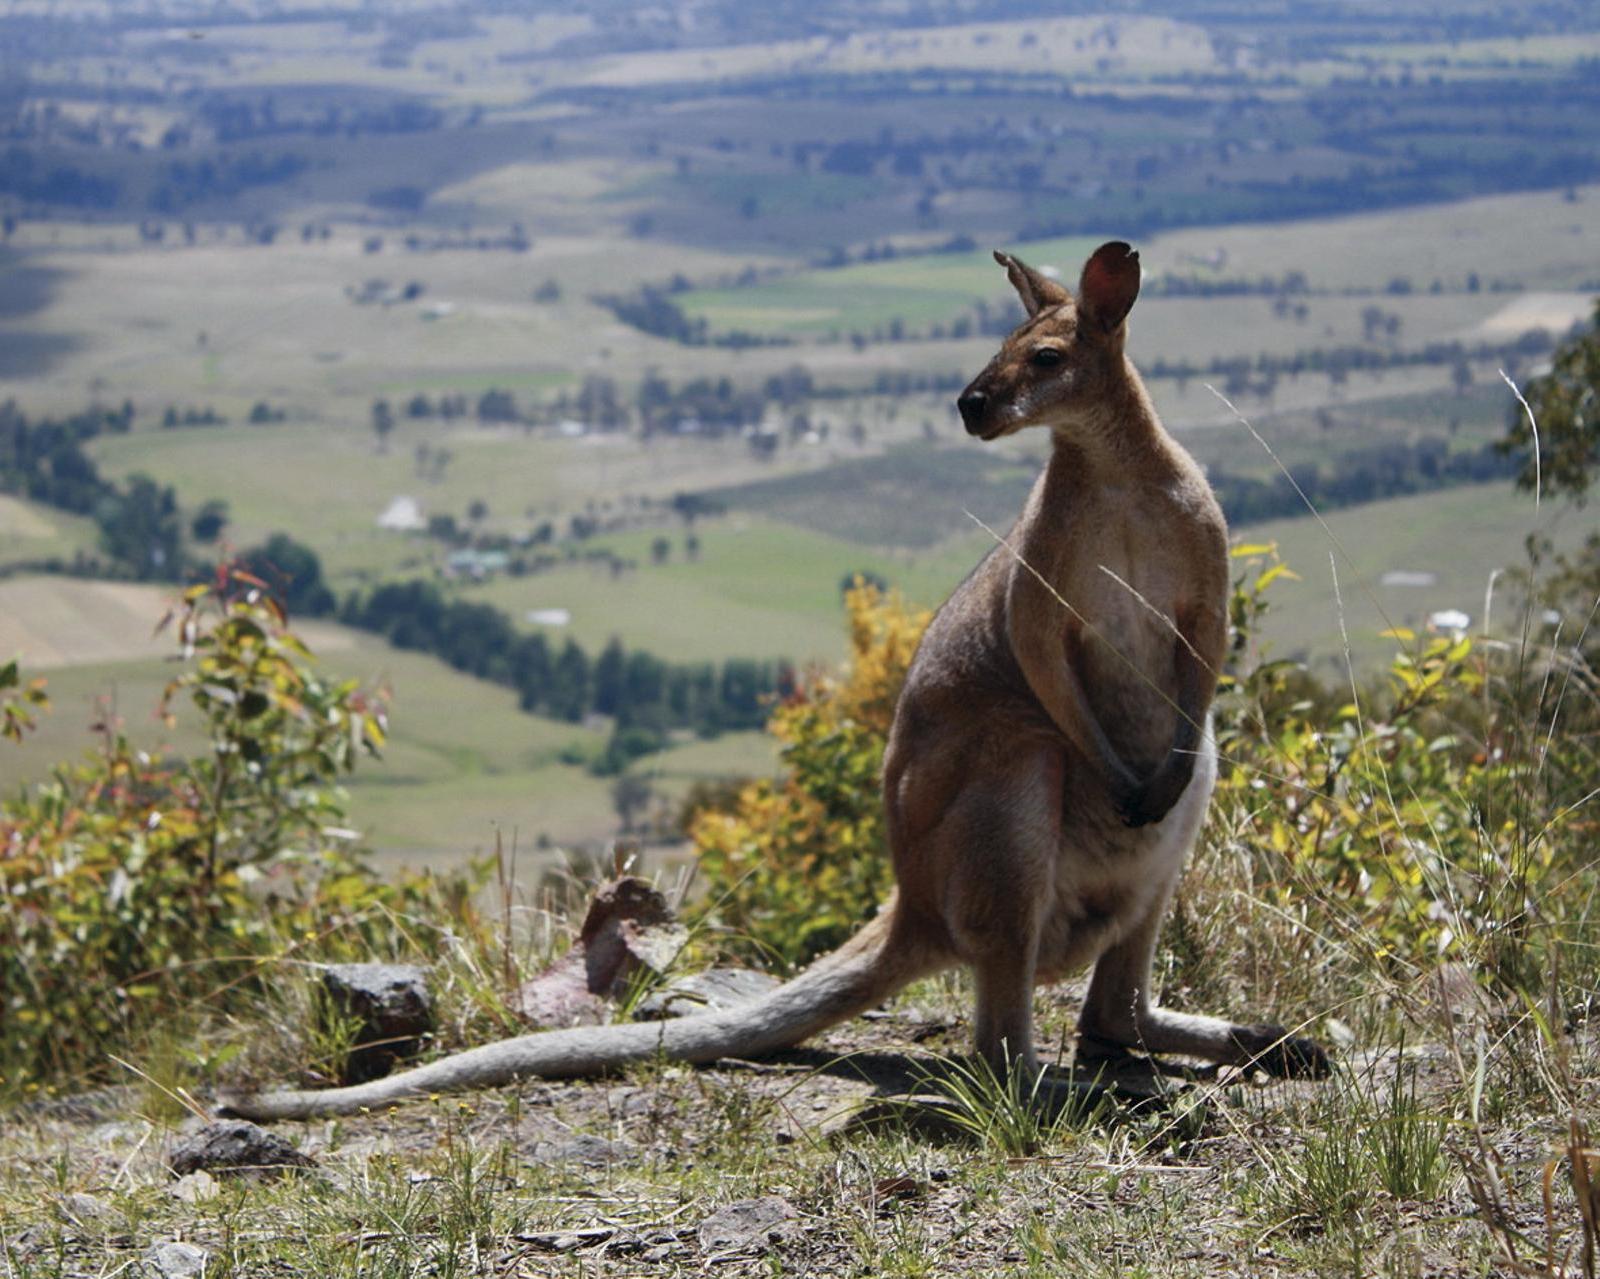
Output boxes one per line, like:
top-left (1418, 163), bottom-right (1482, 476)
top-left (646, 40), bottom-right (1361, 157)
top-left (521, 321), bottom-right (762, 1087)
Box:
top-left (0, 566), bottom-right (410, 1093)
top-left (689, 581), bottom-right (928, 968)
top-left (1215, 545), bottom-right (1597, 1000)
top-left (0, 658), bottom-right (49, 743)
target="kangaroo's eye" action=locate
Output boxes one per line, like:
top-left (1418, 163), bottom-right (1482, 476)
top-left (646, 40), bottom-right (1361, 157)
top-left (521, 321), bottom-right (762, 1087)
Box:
top-left (1031, 347), bottom-right (1063, 368)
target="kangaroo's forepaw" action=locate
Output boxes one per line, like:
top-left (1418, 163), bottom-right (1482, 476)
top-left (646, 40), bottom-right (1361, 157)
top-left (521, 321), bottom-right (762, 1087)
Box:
top-left (1233, 1023), bottom-right (1332, 1079)
top-left (1114, 788), bottom-right (1166, 829)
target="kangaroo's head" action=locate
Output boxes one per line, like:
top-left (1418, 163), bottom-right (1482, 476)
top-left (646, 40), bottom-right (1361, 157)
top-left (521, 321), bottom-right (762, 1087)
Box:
top-left (957, 240), bottom-right (1141, 441)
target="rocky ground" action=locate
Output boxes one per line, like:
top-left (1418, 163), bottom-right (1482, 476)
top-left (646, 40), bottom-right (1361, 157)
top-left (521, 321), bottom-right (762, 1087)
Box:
top-left (4, 979), bottom-right (1588, 1279)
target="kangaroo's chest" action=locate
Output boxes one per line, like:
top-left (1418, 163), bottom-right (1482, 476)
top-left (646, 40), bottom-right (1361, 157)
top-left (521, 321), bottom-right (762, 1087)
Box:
top-left (1049, 503), bottom-right (1186, 761)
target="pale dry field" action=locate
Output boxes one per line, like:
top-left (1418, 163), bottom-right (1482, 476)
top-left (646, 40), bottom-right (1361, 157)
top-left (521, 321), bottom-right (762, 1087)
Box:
top-left (577, 15), bottom-right (1229, 89)
top-left (0, 576), bottom-right (355, 670)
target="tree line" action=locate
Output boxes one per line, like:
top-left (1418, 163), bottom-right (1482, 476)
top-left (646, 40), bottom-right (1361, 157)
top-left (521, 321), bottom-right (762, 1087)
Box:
top-left (1206, 436), bottom-right (1519, 526)
top-left (245, 542), bottom-right (793, 770)
top-left (0, 400), bottom-right (185, 580)
top-left (340, 578), bottom-right (791, 772)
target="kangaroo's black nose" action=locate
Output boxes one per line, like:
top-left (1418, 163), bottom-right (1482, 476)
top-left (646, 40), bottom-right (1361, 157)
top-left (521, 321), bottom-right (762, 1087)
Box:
top-left (958, 391), bottom-right (988, 434)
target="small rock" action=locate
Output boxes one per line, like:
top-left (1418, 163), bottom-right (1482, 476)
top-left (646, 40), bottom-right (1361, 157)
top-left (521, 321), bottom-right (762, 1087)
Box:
top-left (168, 1171), bottom-right (220, 1204)
top-left (320, 962), bottom-right (434, 1083)
top-left (167, 1120), bottom-right (316, 1181)
top-left (634, 967), bottom-right (781, 1020)
top-left (697, 1196), bottom-right (801, 1255)
top-left (526, 1134), bottom-right (634, 1167)
top-left (55, 1192), bottom-right (117, 1227)
top-left (7, 1224), bottom-right (51, 1257)
top-left (145, 1241), bottom-right (208, 1279)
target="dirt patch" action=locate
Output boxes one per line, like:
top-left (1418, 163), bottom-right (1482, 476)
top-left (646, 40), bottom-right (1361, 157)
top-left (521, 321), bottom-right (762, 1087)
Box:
top-left (0, 495), bottom-right (59, 541)
top-left (1468, 290), bottom-right (1595, 339)
top-left (0, 576), bottom-right (354, 670)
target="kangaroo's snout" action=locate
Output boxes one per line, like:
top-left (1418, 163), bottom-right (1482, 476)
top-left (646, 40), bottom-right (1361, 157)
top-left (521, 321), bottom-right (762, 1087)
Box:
top-left (957, 388), bottom-right (989, 435)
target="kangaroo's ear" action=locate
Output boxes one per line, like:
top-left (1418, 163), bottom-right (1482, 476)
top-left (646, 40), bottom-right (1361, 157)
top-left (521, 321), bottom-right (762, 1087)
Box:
top-left (1078, 241), bottom-right (1141, 334)
top-left (994, 250), bottom-right (1069, 317)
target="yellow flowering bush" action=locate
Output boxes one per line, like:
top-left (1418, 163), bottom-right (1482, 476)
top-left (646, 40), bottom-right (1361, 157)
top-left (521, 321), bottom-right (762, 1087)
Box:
top-left (690, 581), bottom-right (929, 968)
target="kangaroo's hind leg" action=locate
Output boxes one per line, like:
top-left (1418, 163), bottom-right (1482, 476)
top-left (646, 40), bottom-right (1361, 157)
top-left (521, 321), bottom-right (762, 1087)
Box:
top-left (930, 754), bottom-right (1066, 1078)
top-left (1074, 746), bottom-right (1329, 1078)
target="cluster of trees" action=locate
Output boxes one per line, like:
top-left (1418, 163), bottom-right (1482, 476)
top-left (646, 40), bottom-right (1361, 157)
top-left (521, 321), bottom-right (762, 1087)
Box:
top-left (194, 94), bottom-right (444, 144)
top-left (0, 147), bottom-right (120, 209)
top-left (1207, 436), bottom-right (1518, 525)
top-left (0, 400), bottom-right (184, 580)
top-left (391, 365), bottom-right (827, 443)
top-left (598, 287), bottom-right (784, 350)
top-left (1147, 330), bottom-right (1556, 396)
top-left (160, 405), bottom-right (226, 428)
top-left (635, 372), bottom-right (769, 438)
top-left (391, 227), bottom-right (531, 252)
top-left (148, 151), bottom-right (309, 213)
top-left (340, 579), bottom-right (790, 764)
top-left (0, 401), bottom-right (131, 514)
top-left (156, 401), bottom-right (291, 430)
top-left (395, 372), bottom-right (798, 439)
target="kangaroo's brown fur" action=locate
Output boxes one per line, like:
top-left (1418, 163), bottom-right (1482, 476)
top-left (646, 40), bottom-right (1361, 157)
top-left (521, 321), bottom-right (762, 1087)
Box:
top-left (224, 242), bottom-right (1326, 1123)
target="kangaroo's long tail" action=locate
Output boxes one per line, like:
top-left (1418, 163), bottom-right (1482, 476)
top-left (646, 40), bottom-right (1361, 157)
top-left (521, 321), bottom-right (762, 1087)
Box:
top-left (223, 908), bottom-right (938, 1121)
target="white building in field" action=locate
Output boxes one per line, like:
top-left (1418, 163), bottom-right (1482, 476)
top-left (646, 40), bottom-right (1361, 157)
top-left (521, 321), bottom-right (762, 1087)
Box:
top-left (377, 495), bottom-right (426, 532)
top-left (1427, 609), bottom-right (1471, 636)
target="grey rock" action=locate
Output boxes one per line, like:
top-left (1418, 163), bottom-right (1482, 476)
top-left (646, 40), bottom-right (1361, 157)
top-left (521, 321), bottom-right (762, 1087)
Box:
top-left (167, 1120), bottom-right (316, 1180)
top-left (145, 1241), bottom-right (208, 1279)
top-left (320, 962), bottom-right (433, 1083)
top-left (697, 1196), bottom-right (801, 1255)
top-left (634, 967), bottom-right (781, 1020)
top-left (56, 1192), bottom-right (115, 1223)
top-left (168, 1171), bottom-right (221, 1203)
top-left (526, 1133), bottom-right (634, 1167)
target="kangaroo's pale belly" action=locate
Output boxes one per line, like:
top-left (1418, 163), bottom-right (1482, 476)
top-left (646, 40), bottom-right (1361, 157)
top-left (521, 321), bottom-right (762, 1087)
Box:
top-left (1034, 724), bottom-right (1217, 980)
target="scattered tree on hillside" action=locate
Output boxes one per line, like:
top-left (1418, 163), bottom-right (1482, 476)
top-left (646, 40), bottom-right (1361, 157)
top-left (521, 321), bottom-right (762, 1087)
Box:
top-left (238, 533), bottom-right (337, 617)
top-left (97, 474), bottom-right (183, 580)
top-left (371, 399), bottom-right (395, 454)
top-left (611, 773), bottom-right (653, 833)
top-left (190, 499), bottom-right (230, 544)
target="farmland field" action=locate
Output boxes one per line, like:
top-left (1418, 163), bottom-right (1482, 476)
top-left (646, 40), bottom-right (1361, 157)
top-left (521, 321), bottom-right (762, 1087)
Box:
top-left (1246, 482), bottom-right (1589, 671)
top-left (0, 575), bottom-right (781, 869)
top-left (680, 187), bottom-right (1600, 340)
top-left (0, 494), bottom-right (96, 567)
top-left (472, 514), bottom-right (982, 665)
top-left (3, 0), bottom-right (1599, 871)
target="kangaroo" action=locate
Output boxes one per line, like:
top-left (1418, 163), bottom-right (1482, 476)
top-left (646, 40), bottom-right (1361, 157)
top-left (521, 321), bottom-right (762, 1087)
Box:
top-left (225, 241), bottom-right (1326, 1123)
